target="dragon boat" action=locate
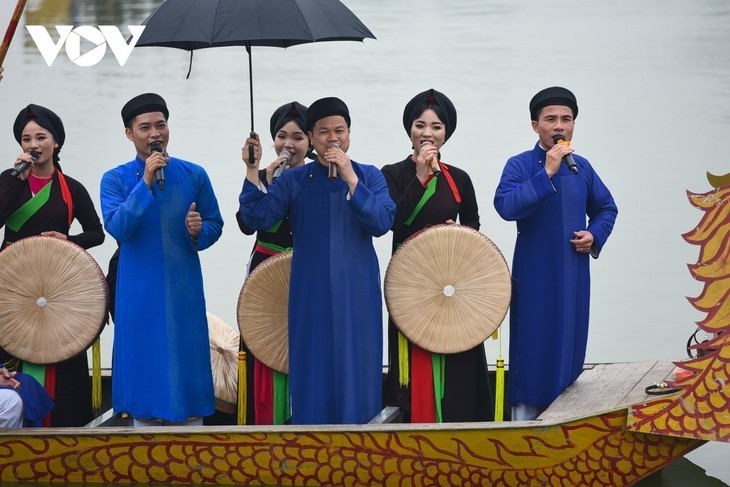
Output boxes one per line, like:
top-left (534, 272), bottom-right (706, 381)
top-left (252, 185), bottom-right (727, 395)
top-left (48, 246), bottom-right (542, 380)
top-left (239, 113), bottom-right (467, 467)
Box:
top-left (0, 173), bottom-right (727, 486)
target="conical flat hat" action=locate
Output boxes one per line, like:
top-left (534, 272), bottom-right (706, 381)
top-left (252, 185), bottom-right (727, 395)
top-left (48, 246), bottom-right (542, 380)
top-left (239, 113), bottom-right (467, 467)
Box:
top-left (207, 311), bottom-right (239, 414)
top-left (385, 225), bottom-right (511, 354)
top-left (0, 236), bottom-right (108, 363)
top-left (237, 251), bottom-right (291, 374)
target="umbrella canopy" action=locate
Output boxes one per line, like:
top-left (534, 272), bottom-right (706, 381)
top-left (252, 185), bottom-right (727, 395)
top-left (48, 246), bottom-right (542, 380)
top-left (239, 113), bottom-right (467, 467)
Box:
top-left (135, 0), bottom-right (375, 136)
top-left (136, 0), bottom-right (375, 49)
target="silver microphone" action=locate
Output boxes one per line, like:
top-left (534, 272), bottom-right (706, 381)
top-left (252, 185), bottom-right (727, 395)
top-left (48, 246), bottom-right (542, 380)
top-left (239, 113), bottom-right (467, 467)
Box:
top-left (327, 143), bottom-right (340, 181)
top-left (420, 141), bottom-right (440, 177)
top-left (273, 150), bottom-right (291, 179)
top-left (11, 150), bottom-right (38, 178)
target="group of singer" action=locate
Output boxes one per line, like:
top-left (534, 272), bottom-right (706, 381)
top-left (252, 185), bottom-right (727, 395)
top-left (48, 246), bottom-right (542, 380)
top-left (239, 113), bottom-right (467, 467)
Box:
top-left (0, 80), bottom-right (617, 428)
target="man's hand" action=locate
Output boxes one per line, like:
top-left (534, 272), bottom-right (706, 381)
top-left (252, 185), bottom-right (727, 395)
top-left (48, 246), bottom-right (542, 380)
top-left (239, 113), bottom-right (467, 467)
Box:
top-left (186, 202), bottom-right (202, 238)
top-left (570, 230), bottom-right (594, 253)
top-left (144, 150), bottom-right (168, 187)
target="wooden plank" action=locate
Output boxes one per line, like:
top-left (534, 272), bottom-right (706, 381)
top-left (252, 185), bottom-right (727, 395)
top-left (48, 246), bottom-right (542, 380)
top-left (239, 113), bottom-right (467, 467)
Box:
top-left (622, 360), bottom-right (677, 406)
top-left (539, 363), bottom-right (617, 423)
top-left (575, 361), bottom-right (661, 415)
top-left (538, 361), bottom-right (677, 423)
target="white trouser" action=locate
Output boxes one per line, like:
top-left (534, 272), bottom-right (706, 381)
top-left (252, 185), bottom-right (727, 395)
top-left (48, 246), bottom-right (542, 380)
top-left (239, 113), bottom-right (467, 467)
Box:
top-left (133, 417), bottom-right (204, 427)
top-left (0, 389), bottom-right (23, 428)
top-left (511, 403), bottom-right (543, 421)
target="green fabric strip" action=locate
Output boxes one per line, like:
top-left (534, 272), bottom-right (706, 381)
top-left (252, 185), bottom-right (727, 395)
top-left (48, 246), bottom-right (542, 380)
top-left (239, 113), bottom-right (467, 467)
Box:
top-left (257, 240), bottom-right (292, 254)
top-left (264, 219), bottom-right (283, 233)
top-left (273, 370), bottom-right (290, 425)
top-left (23, 362), bottom-right (45, 387)
top-left (404, 177), bottom-right (437, 225)
top-left (6, 182), bottom-right (53, 232)
top-left (432, 353), bottom-right (445, 423)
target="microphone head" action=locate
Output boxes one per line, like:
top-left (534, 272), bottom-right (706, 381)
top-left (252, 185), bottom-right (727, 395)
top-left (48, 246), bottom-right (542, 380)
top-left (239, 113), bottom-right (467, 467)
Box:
top-left (150, 142), bottom-right (163, 153)
top-left (420, 140), bottom-right (433, 146)
top-left (279, 150), bottom-right (292, 164)
top-left (552, 134), bottom-right (566, 144)
top-left (29, 150), bottom-right (39, 162)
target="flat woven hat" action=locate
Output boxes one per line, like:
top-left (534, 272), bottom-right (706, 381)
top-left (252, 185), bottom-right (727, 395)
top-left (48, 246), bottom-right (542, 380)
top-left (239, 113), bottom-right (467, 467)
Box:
top-left (207, 311), bottom-right (239, 414)
top-left (384, 224), bottom-right (511, 354)
top-left (237, 250), bottom-right (291, 374)
top-left (0, 236), bottom-right (108, 363)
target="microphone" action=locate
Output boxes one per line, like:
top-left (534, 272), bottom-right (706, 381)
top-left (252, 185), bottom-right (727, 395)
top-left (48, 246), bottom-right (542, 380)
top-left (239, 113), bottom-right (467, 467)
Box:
top-left (552, 134), bottom-right (578, 175)
top-left (150, 142), bottom-right (165, 190)
top-left (11, 150), bottom-right (38, 178)
top-left (327, 142), bottom-right (339, 181)
top-left (273, 150), bottom-right (291, 179)
top-left (420, 141), bottom-right (441, 177)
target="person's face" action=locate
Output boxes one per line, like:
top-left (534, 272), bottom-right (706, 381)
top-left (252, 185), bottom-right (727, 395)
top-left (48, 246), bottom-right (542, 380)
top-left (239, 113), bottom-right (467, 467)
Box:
top-left (21, 120), bottom-right (57, 166)
top-left (532, 105), bottom-right (575, 149)
top-left (274, 120), bottom-right (309, 166)
top-left (125, 111), bottom-right (169, 158)
top-left (308, 115), bottom-right (350, 157)
top-left (410, 108), bottom-right (446, 151)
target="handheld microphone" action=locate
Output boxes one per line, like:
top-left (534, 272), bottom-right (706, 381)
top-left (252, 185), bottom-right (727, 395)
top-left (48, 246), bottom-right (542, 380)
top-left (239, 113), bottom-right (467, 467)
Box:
top-left (11, 150), bottom-right (38, 178)
top-left (273, 150), bottom-right (291, 179)
top-left (420, 141), bottom-right (441, 177)
top-left (327, 143), bottom-right (339, 181)
top-left (150, 142), bottom-right (165, 190)
top-left (552, 134), bottom-right (578, 175)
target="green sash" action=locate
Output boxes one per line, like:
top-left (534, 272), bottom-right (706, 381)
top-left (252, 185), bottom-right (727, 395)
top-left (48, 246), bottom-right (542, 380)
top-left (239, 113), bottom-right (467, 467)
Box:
top-left (273, 370), bottom-right (290, 425)
top-left (404, 177), bottom-right (437, 225)
top-left (6, 182), bottom-right (53, 232)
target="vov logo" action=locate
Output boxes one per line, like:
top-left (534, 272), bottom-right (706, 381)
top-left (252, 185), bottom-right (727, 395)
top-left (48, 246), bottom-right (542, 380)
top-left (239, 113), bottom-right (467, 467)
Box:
top-left (26, 25), bottom-right (146, 67)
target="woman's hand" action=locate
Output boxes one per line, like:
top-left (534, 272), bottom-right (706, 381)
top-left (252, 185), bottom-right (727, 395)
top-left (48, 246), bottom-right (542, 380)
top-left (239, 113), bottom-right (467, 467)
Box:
top-left (12, 152), bottom-right (35, 180)
top-left (415, 142), bottom-right (438, 184)
top-left (242, 134), bottom-right (262, 167)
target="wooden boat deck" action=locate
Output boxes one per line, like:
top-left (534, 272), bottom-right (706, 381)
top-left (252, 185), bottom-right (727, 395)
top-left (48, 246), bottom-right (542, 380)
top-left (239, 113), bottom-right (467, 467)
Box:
top-left (538, 360), bottom-right (677, 424)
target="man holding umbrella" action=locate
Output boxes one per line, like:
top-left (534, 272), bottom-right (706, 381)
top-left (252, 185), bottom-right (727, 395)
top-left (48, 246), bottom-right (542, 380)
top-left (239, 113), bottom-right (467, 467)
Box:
top-left (101, 93), bottom-right (224, 427)
top-left (239, 97), bottom-right (395, 425)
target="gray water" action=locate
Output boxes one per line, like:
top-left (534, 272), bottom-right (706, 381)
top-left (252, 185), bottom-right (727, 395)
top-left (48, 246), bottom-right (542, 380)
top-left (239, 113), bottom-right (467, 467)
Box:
top-left (0, 0), bottom-right (729, 483)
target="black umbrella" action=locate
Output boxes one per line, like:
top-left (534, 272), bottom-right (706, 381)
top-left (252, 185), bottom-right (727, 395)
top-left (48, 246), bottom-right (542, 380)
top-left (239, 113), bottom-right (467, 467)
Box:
top-left (135, 0), bottom-right (375, 156)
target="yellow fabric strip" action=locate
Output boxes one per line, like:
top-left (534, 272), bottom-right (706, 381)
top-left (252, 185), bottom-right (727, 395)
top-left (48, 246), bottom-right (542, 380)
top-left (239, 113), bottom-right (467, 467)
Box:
top-left (494, 356), bottom-right (505, 422)
top-left (398, 331), bottom-right (409, 386)
top-left (92, 338), bottom-right (102, 410)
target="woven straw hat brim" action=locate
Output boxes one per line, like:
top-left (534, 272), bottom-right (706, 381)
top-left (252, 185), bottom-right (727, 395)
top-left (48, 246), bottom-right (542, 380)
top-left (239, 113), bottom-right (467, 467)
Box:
top-left (207, 311), bottom-right (239, 414)
top-left (0, 236), bottom-right (108, 363)
top-left (237, 250), bottom-right (291, 374)
top-left (385, 225), bottom-right (511, 354)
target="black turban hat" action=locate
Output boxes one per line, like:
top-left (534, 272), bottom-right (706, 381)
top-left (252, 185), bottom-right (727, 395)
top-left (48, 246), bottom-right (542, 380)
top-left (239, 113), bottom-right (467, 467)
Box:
top-left (529, 86), bottom-right (578, 121)
top-left (305, 97), bottom-right (350, 132)
top-left (270, 101), bottom-right (308, 139)
top-left (13, 104), bottom-right (66, 149)
top-left (121, 93), bottom-right (169, 127)
top-left (402, 88), bottom-right (457, 142)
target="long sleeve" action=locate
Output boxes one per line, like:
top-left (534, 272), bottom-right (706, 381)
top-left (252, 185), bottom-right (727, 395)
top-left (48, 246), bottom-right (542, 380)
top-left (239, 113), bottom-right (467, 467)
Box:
top-left (349, 165), bottom-right (395, 237)
top-left (191, 168), bottom-right (223, 252)
top-left (494, 155), bottom-right (556, 222)
top-left (67, 177), bottom-right (105, 250)
top-left (100, 169), bottom-right (157, 242)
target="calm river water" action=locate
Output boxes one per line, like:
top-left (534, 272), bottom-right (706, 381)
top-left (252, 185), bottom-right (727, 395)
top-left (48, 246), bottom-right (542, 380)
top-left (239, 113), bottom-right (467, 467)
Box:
top-left (0, 0), bottom-right (728, 484)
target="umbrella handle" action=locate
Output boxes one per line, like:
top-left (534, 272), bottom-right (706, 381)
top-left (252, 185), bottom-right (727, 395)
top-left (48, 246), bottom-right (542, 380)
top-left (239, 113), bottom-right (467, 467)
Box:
top-left (0, 0), bottom-right (29, 67)
top-left (248, 131), bottom-right (257, 166)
